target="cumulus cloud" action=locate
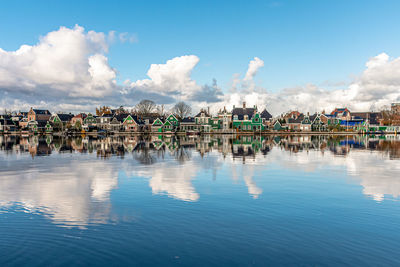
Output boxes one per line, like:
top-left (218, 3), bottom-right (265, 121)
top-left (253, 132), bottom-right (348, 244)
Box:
top-left (213, 53), bottom-right (400, 116)
top-left (0, 25), bottom-right (118, 113)
top-left (0, 25), bottom-right (399, 116)
top-left (126, 55), bottom-right (200, 98)
top-left (122, 55), bottom-right (223, 108)
top-left (243, 57), bottom-right (264, 82)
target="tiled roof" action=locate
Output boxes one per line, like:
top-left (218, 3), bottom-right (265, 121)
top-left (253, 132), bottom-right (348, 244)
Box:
top-left (33, 109), bottom-right (50, 115)
top-left (195, 110), bottom-right (211, 117)
top-left (232, 107), bottom-right (256, 120)
top-left (57, 113), bottom-right (74, 122)
top-left (260, 109), bottom-right (272, 120)
top-left (288, 114), bottom-right (304, 123)
top-left (181, 117), bottom-right (195, 123)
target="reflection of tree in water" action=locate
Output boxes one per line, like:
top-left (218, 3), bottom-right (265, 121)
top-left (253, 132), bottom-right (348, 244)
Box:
top-left (375, 140), bottom-right (400, 159)
top-left (2, 134), bottom-right (400, 160)
top-left (133, 142), bottom-right (160, 165)
top-left (174, 146), bottom-right (191, 163)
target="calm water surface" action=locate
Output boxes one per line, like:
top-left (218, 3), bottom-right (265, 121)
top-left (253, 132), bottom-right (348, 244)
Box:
top-left (1, 134), bottom-right (400, 266)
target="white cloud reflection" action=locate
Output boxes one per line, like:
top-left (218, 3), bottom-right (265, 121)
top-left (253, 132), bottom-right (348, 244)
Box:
top-left (0, 158), bottom-right (118, 228)
top-left (0, 138), bottom-right (399, 230)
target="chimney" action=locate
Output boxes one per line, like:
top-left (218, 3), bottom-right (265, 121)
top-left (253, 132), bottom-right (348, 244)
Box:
top-left (243, 102), bottom-right (246, 109)
top-left (233, 105), bottom-right (235, 109)
top-left (207, 106), bottom-right (210, 115)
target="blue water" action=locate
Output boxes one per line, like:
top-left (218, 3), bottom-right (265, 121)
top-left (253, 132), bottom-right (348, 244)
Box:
top-left (1, 135), bottom-right (400, 266)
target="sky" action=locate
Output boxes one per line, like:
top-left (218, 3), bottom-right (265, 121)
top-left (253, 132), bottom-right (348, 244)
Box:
top-left (1, 0), bottom-right (400, 115)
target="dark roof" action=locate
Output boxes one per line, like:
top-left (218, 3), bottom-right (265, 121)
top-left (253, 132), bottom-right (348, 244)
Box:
top-left (101, 113), bottom-right (114, 118)
top-left (133, 115), bottom-right (145, 125)
top-left (37, 120), bottom-right (49, 127)
top-left (351, 112), bottom-right (382, 125)
top-left (57, 113), bottom-right (74, 122)
top-left (181, 117), bottom-right (195, 123)
top-left (310, 114), bottom-right (317, 121)
top-left (33, 109), bottom-right (50, 115)
top-left (114, 114), bottom-right (129, 122)
top-left (260, 109), bottom-right (272, 120)
top-left (288, 114), bottom-right (304, 123)
top-left (195, 110), bottom-right (211, 117)
top-left (0, 118), bottom-right (15, 125)
top-left (232, 107), bottom-right (256, 120)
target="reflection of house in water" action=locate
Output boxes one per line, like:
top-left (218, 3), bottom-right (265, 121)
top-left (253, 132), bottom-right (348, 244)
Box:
top-left (95, 136), bottom-right (126, 158)
top-left (2, 134), bottom-right (400, 161)
top-left (196, 136), bottom-right (212, 156)
top-left (232, 135), bottom-right (258, 160)
top-left (123, 136), bottom-right (139, 153)
top-left (279, 135), bottom-right (321, 153)
top-left (2, 134), bottom-right (400, 204)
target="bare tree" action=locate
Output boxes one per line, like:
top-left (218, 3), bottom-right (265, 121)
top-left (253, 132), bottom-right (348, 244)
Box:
top-left (173, 101), bottom-right (192, 119)
top-left (157, 104), bottom-right (166, 117)
top-left (135, 100), bottom-right (157, 116)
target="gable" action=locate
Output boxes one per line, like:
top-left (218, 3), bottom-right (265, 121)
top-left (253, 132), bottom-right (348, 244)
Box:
top-left (53, 116), bottom-right (60, 123)
top-left (123, 115), bottom-right (137, 125)
top-left (167, 114), bottom-right (178, 122)
top-left (152, 118), bottom-right (163, 126)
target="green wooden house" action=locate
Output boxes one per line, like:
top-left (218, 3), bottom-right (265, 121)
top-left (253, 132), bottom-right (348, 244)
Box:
top-left (232, 103), bottom-right (265, 132)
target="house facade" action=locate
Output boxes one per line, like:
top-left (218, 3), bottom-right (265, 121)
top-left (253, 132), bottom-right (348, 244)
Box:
top-left (83, 113), bottom-right (97, 131)
top-left (232, 102), bottom-right (265, 132)
top-left (195, 110), bottom-right (212, 132)
top-left (27, 108), bottom-right (51, 122)
top-left (217, 107), bottom-right (232, 132)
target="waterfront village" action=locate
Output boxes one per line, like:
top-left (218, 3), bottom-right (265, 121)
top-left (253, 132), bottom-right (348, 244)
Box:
top-left (1, 101), bottom-right (400, 135)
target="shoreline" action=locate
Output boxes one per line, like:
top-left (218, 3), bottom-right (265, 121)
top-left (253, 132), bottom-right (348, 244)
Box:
top-left (0, 131), bottom-right (397, 136)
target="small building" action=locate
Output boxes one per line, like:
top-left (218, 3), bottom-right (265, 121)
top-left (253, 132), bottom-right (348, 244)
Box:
top-left (310, 113), bottom-right (328, 131)
top-left (232, 102), bottom-right (266, 132)
top-left (27, 108), bottom-right (51, 122)
top-left (287, 114), bottom-right (304, 131)
top-left (151, 118), bottom-right (164, 133)
top-left (0, 118), bottom-right (17, 132)
top-left (122, 114), bottom-right (142, 132)
top-left (330, 108), bottom-right (351, 121)
top-left (83, 113), bottom-right (97, 131)
top-left (300, 115), bottom-right (312, 131)
top-left (217, 107), bottom-right (232, 132)
top-left (27, 120), bottom-right (49, 133)
top-left (392, 103), bottom-right (400, 114)
top-left (273, 120), bottom-right (286, 131)
top-left (97, 114), bottom-right (114, 130)
top-left (163, 114), bottom-right (179, 133)
top-left (195, 110), bottom-right (212, 132)
top-left (180, 117), bottom-right (197, 132)
top-left (49, 113), bottom-right (74, 131)
top-left (71, 113), bottom-right (87, 129)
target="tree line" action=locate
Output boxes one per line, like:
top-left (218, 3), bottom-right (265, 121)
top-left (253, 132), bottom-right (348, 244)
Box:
top-left (96, 100), bottom-right (192, 120)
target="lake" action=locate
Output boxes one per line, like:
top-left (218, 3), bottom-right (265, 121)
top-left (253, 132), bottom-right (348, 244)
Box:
top-left (1, 134), bottom-right (400, 266)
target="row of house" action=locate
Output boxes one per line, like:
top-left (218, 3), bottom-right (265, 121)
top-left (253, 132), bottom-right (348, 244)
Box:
top-left (272, 105), bottom-right (400, 133)
top-left (2, 103), bottom-right (400, 134)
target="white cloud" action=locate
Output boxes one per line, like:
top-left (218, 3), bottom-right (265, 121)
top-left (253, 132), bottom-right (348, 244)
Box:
top-left (118, 32), bottom-right (138, 43)
top-left (213, 53), bottom-right (400, 116)
top-left (243, 57), bottom-right (264, 82)
top-left (0, 25), bottom-right (116, 99)
top-left (0, 158), bottom-right (118, 228)
top-left (126, 55), bottom-right (200, 99)
top-left (0, 25), bottom-right (399, 115)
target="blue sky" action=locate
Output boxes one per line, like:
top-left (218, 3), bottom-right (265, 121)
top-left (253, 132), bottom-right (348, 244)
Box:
top-left (1, 0), bottom-right (400, 113)
top-left (1, 0), bottom-right (399, 90)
